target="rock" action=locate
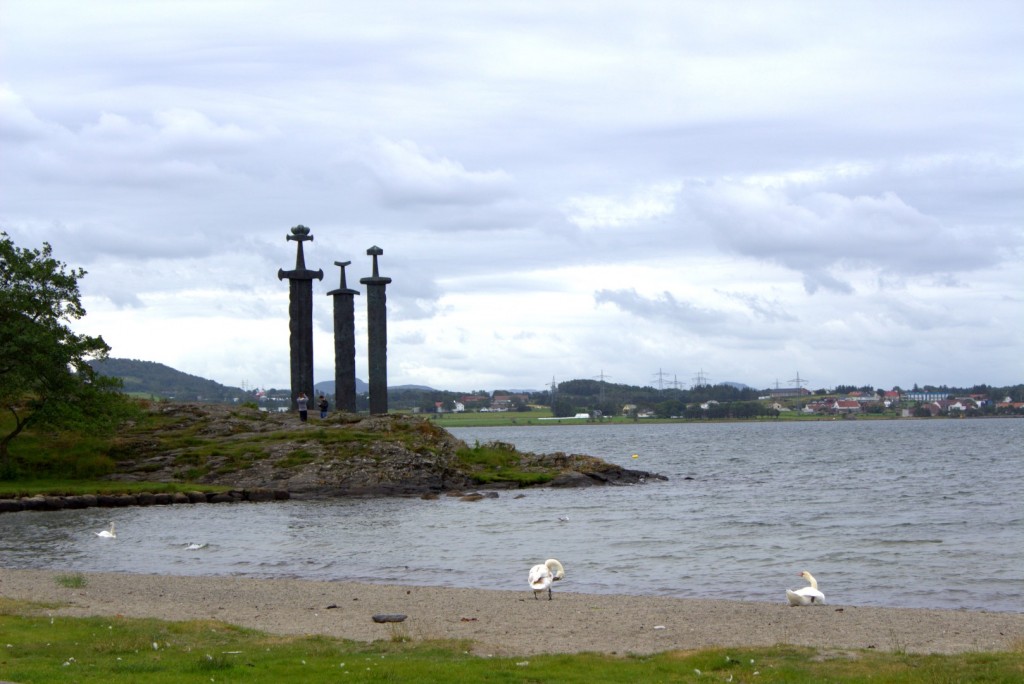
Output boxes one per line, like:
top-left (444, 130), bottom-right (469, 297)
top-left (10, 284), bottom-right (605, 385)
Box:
top-left (207, 493), bottom-right (234, 504)
top-left (244, 488), bottom-right (276, 502)
top-left (64, 495), bottom-right (94, 509)
top-left (548, 472), bottom-right (596, 488)
top-left (372, 614), bottom-right (408, 623)
top-left (20, 495), bottom-right (46, 510)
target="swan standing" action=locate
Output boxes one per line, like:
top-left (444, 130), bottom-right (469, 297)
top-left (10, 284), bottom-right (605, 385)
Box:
top-left (95, 522), bottom-right (116, 539)
top-left (528, 558), bottom-right (565, 600)
top-left (786, 570), bottom-right (825, 606)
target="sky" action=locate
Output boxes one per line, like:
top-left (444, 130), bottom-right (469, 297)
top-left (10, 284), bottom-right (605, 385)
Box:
top-left (2, 1), bottom-right (1021, 394)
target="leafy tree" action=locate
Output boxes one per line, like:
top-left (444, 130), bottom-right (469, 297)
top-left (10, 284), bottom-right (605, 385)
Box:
top-left (551, 396), bottom-right (576, 418)
top-left (1, 232), bottom-right (128, 475)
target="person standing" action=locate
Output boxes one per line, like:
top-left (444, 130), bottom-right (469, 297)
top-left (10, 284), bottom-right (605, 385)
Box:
top-left (296, 392), bottom-right (309, 422)
top-left (318, 394), bottom-right (329, 419)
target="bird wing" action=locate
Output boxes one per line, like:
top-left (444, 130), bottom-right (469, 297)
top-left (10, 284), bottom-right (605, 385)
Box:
top-left (787, 587), bottom-right (825, 605)
top-left (528, 564), bottom-right (552, 589)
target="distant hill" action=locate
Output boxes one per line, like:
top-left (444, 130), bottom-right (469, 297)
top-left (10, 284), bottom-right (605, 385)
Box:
top-left (313, 379), bottom-right (370, 395)
top-left (90, 358), bottom-right (249, 402)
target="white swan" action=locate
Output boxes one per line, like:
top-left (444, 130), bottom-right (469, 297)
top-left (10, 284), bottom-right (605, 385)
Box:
top-left (528, 558), bottom-right (565, 600)
top-left (786, 570), bottom-right (826, 606)
top-left (95, 522), bottom-right (116, 539)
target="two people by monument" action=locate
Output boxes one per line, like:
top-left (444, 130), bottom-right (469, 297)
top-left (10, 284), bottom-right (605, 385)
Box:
top-left (295, 392), bottom-right (330, 422)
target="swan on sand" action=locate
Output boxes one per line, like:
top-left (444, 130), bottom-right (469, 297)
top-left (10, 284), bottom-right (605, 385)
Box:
top-left (95, 523), bottom-right (116, 539)
top-left (528, 558), bottom-right (565, 600)
top-left (786, 570), bottom-right (826, 606)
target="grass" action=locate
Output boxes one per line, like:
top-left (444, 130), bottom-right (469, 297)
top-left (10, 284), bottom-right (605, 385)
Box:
top-left (54, 573), bottom-right (88, 589)
top-left (274, 449), bottom-right (317, 469)
top-left (0, 479), bottom-right (229, 499)
top-left (429, 408), bottom-right (911, 428)
top-left (0, 602), bottom-right (1020, 683)
top-left (455, 442), bottom-right (556, 486)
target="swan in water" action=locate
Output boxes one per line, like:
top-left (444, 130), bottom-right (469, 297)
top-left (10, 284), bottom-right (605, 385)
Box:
top-left (183, 542), bottom-right (207, 550)
top-left (786, 570), bottom-right (826, 606)
top-left (95, 523), bottom-right (116, 539)
top-left (528, 558), bottom-right (565, 600)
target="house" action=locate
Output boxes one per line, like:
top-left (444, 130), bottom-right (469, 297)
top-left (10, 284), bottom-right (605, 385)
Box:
top-left (770, 387), bottom-right (812, 398)
top-left (490, 394), bottom-right (513, 411)
top-left (832, 400), bottom-right (861, 413)
top-left (932, 399), bottom-right (976, 414)
top-left (902, 391), bottom-right (949, 402)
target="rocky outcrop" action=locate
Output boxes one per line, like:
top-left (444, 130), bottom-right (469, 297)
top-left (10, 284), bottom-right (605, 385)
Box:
top-left (90, 403), bottom-right (667, 498)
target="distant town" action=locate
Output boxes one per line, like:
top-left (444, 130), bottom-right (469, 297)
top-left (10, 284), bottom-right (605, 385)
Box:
top-left (92, 359), bottom-right (1024, 419)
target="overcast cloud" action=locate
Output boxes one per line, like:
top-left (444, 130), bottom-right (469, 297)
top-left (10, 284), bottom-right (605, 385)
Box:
top-left (2, 0), bottom-right (1021, 393)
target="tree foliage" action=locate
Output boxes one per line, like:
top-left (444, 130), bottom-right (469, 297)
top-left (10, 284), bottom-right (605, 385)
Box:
top-left (0, 232), bottom-right (128, 475)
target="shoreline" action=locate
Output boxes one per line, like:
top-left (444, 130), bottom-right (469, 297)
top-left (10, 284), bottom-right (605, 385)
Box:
top-left (3, 569), bottom-right (1022, 656)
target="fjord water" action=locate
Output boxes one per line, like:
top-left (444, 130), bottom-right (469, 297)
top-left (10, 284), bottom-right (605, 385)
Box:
top-left (1, 419), bottom-right (1020, 612)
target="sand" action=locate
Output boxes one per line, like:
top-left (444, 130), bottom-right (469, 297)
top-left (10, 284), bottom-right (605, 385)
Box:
top-left (2, 569), bottom-right (1022, 656)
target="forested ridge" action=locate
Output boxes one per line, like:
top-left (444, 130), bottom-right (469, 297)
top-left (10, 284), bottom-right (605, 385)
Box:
top-left (89, 358), bottom-right (247, 402)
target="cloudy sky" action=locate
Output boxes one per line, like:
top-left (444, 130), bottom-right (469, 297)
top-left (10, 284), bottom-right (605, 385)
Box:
top-left (2, 1), bottom-right (1021, 393)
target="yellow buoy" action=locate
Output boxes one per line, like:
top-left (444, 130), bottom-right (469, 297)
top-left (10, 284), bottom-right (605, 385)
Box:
top-left (631, 453), bottom-right (639, 459)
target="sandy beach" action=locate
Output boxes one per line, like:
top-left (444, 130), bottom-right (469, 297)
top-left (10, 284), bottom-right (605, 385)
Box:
top-left (2, 569), bottom-right (1022, 656)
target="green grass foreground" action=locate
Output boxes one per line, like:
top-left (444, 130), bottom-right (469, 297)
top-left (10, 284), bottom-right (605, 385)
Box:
top-left (0, 479), bottom-right (230, 499)
top-left (1, 599), bottom-right (1021, 683)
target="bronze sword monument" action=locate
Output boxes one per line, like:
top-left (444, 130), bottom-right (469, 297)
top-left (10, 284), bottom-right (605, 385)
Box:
top-left (327, 260), bottom-right (360, 412)
top-left (277, 225), bottom-right (323, 410)
top-left (360, 245), bottom-right (391, 414)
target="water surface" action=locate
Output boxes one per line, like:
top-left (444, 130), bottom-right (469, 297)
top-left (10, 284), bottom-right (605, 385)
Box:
top-left (2, 418), bottom-right (1020, 612)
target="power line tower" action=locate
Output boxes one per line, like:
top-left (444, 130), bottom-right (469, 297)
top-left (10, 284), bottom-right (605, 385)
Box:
top-left (653, 368), bottom-right (669, 390)
top-left (593, 370), bottom-right (611, 406)
top-left (788, 371), bottom-right (809, 390)
top-left (547, 376), bottom-right (558, 408)
top-left (692, 368), bottom-right (711, 387)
